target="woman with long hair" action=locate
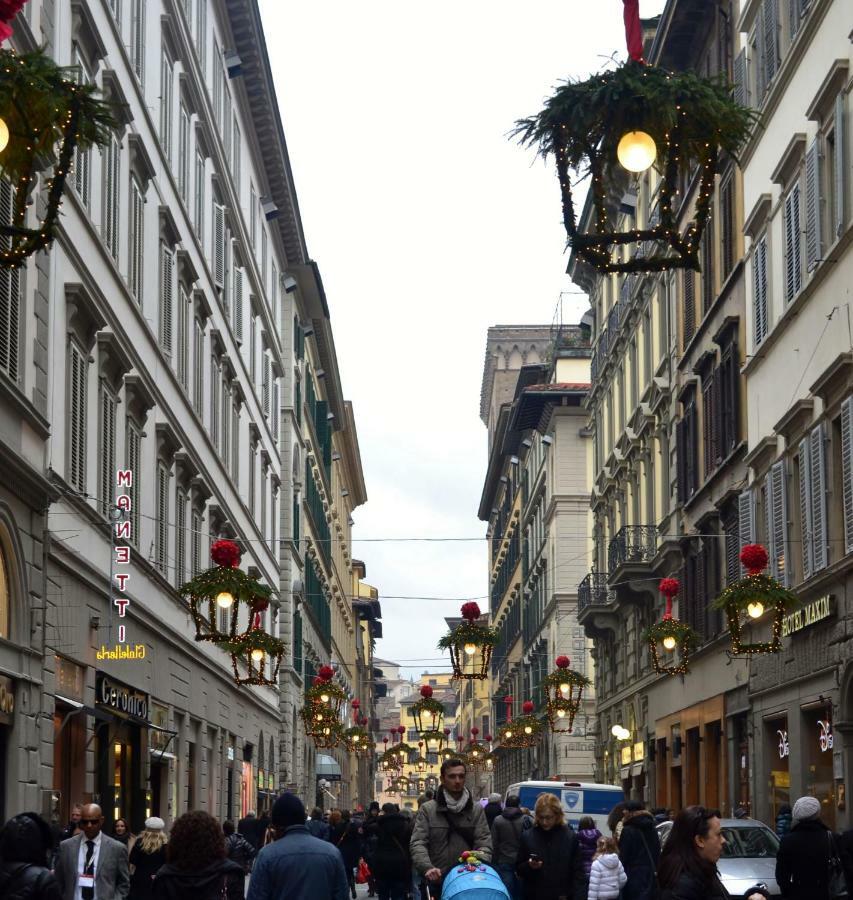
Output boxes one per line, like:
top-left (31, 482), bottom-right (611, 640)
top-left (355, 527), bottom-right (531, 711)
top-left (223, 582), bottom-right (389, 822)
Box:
top-left (656, 806), bottom-right (728, 900)
top-left (516, 793), bottom-right (587, 900)
top-left (0, 812), bottom-right (61, 899)
top-left (152, 811), bottom-right (244, 900)
top-left (113, 818), bottom-right (134, 850)
top-left (128, 817), bottom-right (168, 900)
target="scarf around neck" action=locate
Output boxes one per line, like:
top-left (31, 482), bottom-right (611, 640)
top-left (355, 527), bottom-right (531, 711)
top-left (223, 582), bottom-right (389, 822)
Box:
top-left (443, 789), bottom-right (470, 814)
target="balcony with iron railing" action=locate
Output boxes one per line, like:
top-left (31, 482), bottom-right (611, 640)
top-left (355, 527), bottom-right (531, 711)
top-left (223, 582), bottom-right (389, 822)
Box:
top-left (607, 525), bottom-right (659, 573)
top-left (577, 571), bottom-right (619, 635)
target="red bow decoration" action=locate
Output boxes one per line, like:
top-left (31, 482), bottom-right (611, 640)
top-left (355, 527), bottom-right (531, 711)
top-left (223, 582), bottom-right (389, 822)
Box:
top-left (460, 601), bottom-right (481, 621)
top-left (740, 544), bottom-right (769, 575)
top-left (659, 578), bottom-right (680, 619)
top-left (211, 539), bottom-right (241, 568)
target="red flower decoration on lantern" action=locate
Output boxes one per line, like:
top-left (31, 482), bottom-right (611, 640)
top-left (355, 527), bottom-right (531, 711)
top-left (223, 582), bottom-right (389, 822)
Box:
top-left (522, 700), bottom-right (534, 714)
top-left (317, 665), bottom-right (335, 682)
top-left (740, 544), bottom-right (769, 575)
top-left (0, 1), bottom-right (29, 43)
top-left (210, 539), bottom-right (241, 568)
top-left (659, 578), bottom-right (680, 600)
top-left (555, 655), bottom-right (570, 669)
top-left (471, 727), bottom-right (479, 736)
top-left (460, 601), bottom-right (481, 621)
top-left (420, 685), bottom-right (433, 698)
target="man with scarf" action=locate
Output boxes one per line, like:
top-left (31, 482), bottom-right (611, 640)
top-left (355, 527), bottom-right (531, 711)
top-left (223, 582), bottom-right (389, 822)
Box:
top-left (410, 758), bottom-right (492, 898)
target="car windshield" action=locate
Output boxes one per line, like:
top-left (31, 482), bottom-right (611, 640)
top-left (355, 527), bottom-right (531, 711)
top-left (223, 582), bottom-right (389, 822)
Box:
top-left (720, 826), bottom-right (779, 859)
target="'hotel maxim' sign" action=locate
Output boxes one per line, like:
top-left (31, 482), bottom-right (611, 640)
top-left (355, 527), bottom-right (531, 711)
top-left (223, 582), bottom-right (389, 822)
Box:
top-left (782, 595), bottom-right (833, 638)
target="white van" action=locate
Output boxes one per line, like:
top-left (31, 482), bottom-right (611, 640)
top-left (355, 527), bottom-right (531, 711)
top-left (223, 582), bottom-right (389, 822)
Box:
top-left (505, 781), bottom-right (624, 833)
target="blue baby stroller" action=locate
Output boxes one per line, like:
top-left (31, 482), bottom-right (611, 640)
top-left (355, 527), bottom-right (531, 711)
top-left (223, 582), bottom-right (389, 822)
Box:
top-left (440, 860), bottom-right (510, 900)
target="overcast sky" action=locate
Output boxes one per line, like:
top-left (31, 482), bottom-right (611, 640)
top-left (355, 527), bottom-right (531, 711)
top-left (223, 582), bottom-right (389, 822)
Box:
top-left (259, 1), bottom-right (667, 678)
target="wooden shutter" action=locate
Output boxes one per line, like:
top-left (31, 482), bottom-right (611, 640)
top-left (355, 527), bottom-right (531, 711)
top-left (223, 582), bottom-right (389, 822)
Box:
top-left (805, 138), bottom-right (821, 271)
top-left (738, 490), bottom-right (754, 573)
top-left (156, 463), bottom-right (168, 573)
top-left (103, 136), bottom-right (120, 259)
top-left (191, 510), bottom-right (201, 575)
top-left (210, 357), bottom-right (219, 449)
top-left (272, 381), bottom-right (279, 442)
top-left (725, 513), bottom-right (740, 585)
top-left (194, 150), bottom-right (205, 236)
top-left (131, 0), bottom-right (145, 82)
top-left (126, 422), bottom-right (140, 541)
top-left (231, 404), bottom-right (239, 481)
top-left (159, 243), bottom-right (174, 354)
top-left (769, 460), bottom-right (788, 586)
top-left (810, 424), bottom-right (828, 570)
top-left (783, 185), bottom-right (801, 302)
top-left (733, 49), bottom-right (748, 107)
top-left (177, 286), bottom-right (189, 388)
top-left (99, 384), bottom-right (116, 517)
top-left (0, 179), bottom-right (19, 381)
top-left (761, 0), bottom-right (779, 87)
top-left (221, 376), bottom-right (230, 466)
top-left (193, 319), bottom-right (203, 413)
top-left (835, 92), bottom-right (846, 238)
top-left (250, 313), bottom-right (257, 381)
top-left (212, 202), bottom-right (225, 289)
top-left (234, 266), bottom-right (243, 342)
top-left (68, 343), bottom-right (88, 491)
top-left (676, 418), bottom-right (687, 503)
top-left (841, 396), bottom-right (853, 555)
top-left (798, 436), bottom-right (813, 579)
top-left (683, 269), bottom-right (695, 346)
top-left (703, 375), bottom-right (715, 478)
top-left (263, 353), bottom-right (271, 417)
top-left (160, 52), bottom-right (173, 163)
top-left (753, 237), bottom-right (768, 345)
top-left (178, 104), bottom-right (190, 200)
top-left (788, 0), bottom-right (800, 38)
top-left (175, 488), bottom-right (186, 586)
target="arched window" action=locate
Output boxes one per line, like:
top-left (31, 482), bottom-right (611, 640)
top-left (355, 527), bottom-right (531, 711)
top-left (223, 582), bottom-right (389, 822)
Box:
top-left (0, 543), bottom-right (9, 639)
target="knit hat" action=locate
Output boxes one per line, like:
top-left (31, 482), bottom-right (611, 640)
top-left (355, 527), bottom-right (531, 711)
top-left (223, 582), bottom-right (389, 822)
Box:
top-left (488, 793), bottom-right (502, 803)
top-left (271, 792), bottom-right (306, 828)
top-left (791, 796), bottom-right (821, 823)
top-left (144, 817), bottom-right (165, 831)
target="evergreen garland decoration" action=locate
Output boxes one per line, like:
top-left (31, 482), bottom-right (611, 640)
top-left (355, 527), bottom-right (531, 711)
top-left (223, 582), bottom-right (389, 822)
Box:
top-left (643, 578), bottom-right (699, 676)
top-left (219, 627), bottom-right (284, 686)
top-left (544, 656), bottom-right (590, 733)
top-left (0, 47), bottom-right (117, 266)
top-left (543, 669), bottom-right (592, 690)
top-left (439, 603), bottom-right (498, 680)
top-left (513, 61), bottom-right (760, 274)
top-left (342, 726), bottom-right (371, 754)
top-left (500, 714), bottom-right (542, 749)
top-left (712, 545), bottom-right (799, 655)
top-left (436, 621), bottom-right (499, 650)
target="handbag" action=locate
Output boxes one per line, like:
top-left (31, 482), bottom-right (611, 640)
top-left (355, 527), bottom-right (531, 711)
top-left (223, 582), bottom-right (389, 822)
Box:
top-left (356, 858), bottom-right (371, 884)
top-left (828, 832), bottom-right (849, 900)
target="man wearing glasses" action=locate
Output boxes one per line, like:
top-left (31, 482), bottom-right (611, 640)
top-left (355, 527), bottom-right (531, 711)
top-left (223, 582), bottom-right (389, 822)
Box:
top-left (55, 803), bottom-right (130, 900)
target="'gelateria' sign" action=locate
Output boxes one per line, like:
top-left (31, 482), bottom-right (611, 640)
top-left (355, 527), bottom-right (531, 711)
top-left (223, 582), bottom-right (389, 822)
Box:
top-left (782, 595), bottom-right (833, 638)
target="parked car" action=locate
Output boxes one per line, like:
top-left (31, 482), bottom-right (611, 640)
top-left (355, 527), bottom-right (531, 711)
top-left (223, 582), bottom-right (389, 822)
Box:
top-left (656, 817), bottom-right (781, 896)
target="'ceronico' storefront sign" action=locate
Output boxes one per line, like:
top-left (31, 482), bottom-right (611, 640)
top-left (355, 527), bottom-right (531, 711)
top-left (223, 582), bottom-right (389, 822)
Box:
top-left (782, 595), bottom-right (833, 638)
top-left (96, 673), bottom-right (149, 721)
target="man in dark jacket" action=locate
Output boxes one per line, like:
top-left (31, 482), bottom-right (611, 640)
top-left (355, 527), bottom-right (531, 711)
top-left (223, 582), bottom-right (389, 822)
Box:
top-left (483, 794), bottom-right (504, 829)
top-left (223, 820), bottom-right (256, 873)
top-left (775, 796), bottom-right (836, 900)
top-left (307, 807), bottom-right (331, 841)
top-left (0, 812), bottom-right (62, 900)
top-left (371, 803), bottom-right (411, 900)
top-left (247, 793), bottom-right (349, 900)
top-left (491, 795), bottom-right (525, 900)
top-left (619, 800), bottom-right (660, 900)
top-left (362, 803), bottom-right (381, 897)
top-left (238, 810), bottom-right (265, 851)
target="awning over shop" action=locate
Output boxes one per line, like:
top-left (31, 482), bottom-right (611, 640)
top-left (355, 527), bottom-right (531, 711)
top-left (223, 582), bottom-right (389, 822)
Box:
top-left (316, 754), bottom-right (342, 779)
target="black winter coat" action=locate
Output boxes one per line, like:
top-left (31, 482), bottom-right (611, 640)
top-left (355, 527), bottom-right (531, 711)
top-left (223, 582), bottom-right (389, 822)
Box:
top-left (237, 816), bottom-right (264, 850)
top-left (152, 858), bottom-right (245, 900)
top-left (516, 824), bottom-right (587, 900)
top-left (619, 813), bottom-right (660, 900)
top-left (224, 832), bottom-right (256, 872)
top-left (776, 819), bottom-right (835, 900)
top-left (484, 802), bottom-right (503, 829)
top-left (371, 813), bottom-right (411, 881)
top-left (659, 871), bottom-right (728, 900)
top-left (0, 863), bottom-right (62, 900)
top-left (128, 844), bottom-right (167, 900)
top-left (330, 822), bottom-right (363, 869)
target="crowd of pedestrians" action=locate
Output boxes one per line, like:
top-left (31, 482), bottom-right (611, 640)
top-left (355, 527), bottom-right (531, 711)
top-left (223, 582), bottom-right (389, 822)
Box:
top-left (2, 772), bottom-right (853, 900)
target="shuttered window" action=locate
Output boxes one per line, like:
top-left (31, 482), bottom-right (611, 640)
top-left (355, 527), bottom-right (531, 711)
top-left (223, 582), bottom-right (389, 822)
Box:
top-left (193, 319), bottom-right (204, 414)
top-left (249, 313), bottom-right (257, 382)
top-left (832, 93), bottom-right (846, 239)
top-left (700, 232), bottom-right (714, 315)
top-left (805, 139), bottom-right (821, 271)
top-left (760, 0), bottom-right (780, 93)
top-left (210, 356), bottom-right (219, 449)
top-left (221, 375), bottom-right (230, 467)
top-left (724, 507), bottom-right (740, 585)
top-left (683, 269), bottom-right (695, 347)
top-left (178, 103), bottom-right (190, 202)
top-left (733, 48), bottom-right (748, 108)
top-left (231, 404), bottom-right (239, 482)
top-left (175, 488), bottom-right (186, 586)
top-left (212, 201), bottom-right (225, 289)
top-left (720, 175), bottom-right (735, 279)
top-left (156, 463), bottom-right (169, 575)
top-left (194, 149), bottom-right (205, 238)
top-left (126, 420), bottom-right (141, 544)
top-left (160, 51), bottom-right (173, 164)
top-left (764, 460), bottom-right (789, 586)
top-left (232, 119), bottom-right (241, 199)
top-left (108, 0), bottom-right (121, 25)
top-left (0, 179), bottom-right (20, 381)
top-left (68, 342), bottom-right (88, 492)
top-left (98, 383), bottom-right (117, 518)
top-left (272, 380), bottom-right (279, 443)
top-left (738, 489), bottom-right (755, 574)
top-left (130, 0), bottom-right (145, 84)
top-left (177, 285), bottom-right (189, 389)
top-left (195, 0), bottom-right (206, 75)
top-left (262, 352), bottom-right (271, 418)
top-left (842, 396), bottom-right (853, 556)
top-left (159, 242), bottom-right (174, 355)
top-left (233, 265), bottom-right (244, 342)
top-left (753, 235), bottom-right (769, 345)
top-left (799, 423), bottom-right (828, 578)
top-left (720, 343), bottom-right (740, 455)
top-left (783, 184), bottom-right (802, 302)
top-left (71, 46), bottom-right (91, 207)
top-left (212, 41), bottom-right (222, 127)
top-left (128, 177), bottom-right (145, 302)
top-left (191, 509), bottom-right (202, 575)
top-left (249, 444), bottom-right (256, 516)
top-left (103, 135), bottom-right (121, 260)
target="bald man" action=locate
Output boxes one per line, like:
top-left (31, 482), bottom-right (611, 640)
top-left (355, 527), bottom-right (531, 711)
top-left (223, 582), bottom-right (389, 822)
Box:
top-left (55, 803), bottom-right (130, 900)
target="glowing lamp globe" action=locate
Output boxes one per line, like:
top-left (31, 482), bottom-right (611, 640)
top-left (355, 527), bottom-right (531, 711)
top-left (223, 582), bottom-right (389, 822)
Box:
top-left (557, 708), bottom-right (566, 719)
top-left (216, 591), bottom-right (235, 609)
top-left (747, 601), bottom-right (765, 619)
top-left (504, 729), bottom-right (513, 739)
top-left (559, 682), bottom-right (570, 694)
top-left (320, 692), bottom-right (330, 703)
top-left (617, 130), bottom-right (657, 173)
top-left (524, 725), bottom-right (533, 735)
top-left (463, 643), bottom-right (477, 656)
top-left (251, 647), bottom-right (265, 663)
top-left (0, 117), bottom-right (8, 153)
top-left (662, 635), bottom-right (677, 651)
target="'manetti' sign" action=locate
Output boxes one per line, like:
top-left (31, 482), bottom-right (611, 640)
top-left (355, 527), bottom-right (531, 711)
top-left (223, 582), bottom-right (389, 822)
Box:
top-left (782, 595), bottom-right (833, 638)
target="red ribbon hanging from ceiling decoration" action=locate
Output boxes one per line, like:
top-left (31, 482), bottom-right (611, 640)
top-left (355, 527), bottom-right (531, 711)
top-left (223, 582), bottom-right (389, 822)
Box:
top-left (622, 0), bottom-right (645, 63)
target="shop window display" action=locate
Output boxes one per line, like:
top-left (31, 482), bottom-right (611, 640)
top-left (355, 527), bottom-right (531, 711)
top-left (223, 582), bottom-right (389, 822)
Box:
top-left (802, 704), bottom-right (836, 830)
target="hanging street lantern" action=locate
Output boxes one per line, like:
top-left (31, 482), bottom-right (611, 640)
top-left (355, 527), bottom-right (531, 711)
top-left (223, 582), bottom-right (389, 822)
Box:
top-left (544, 656), bottom-right (591, 733)
top-left (644, 579), bottom-right (700, 677)
top-left (501, 699), bottom-right (543, 749)
top-left (412, 685), bottom-right (445, 735)
top-left (438, 602), bottom-right (498, 680)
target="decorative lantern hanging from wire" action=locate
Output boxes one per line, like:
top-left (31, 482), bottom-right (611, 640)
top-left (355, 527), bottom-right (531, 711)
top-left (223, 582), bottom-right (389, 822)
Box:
top-left (412, 685), bottom-right (445, 735)
top-left (438, 602), bottom-right (498, 680)
top-left (644, 579), bottom-right (700, 676)
top-left (544, 656), bottom-right (591, 732)
top-left (501, 698), bottom-right (543, 749)
top-left (513, 56), bottom-right (759, 275)
top-left (465, 727), bottom-right (488, 768)
top-left (220, 625), bottom-right (285, 687)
